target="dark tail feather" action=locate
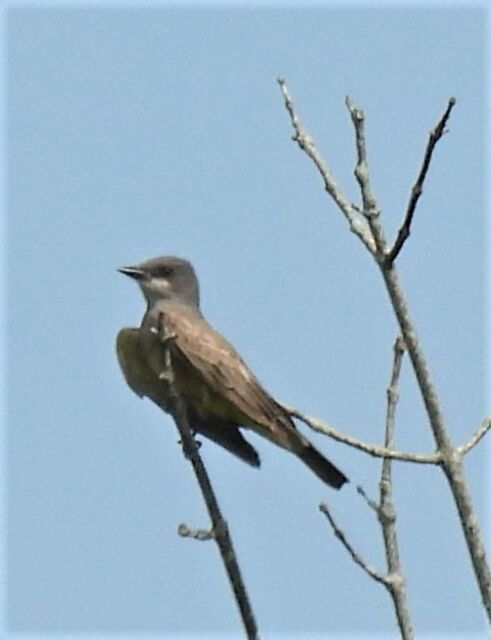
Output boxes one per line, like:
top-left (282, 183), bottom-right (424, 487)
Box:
top-left (298, 445), bottom-right (348, 489)
top-left (195, 421), bottom-right (261, 468)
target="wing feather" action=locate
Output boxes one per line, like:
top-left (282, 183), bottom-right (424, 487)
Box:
top-left (163, 305), bottom-right (295, 444)
top-left (116, 327), bottom-right (261, 466)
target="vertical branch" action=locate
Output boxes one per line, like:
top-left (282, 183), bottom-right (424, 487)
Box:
top-left (380, 265), bottom-right (491, 620)
top-left (379, 337), bottom-right (413, 639)
top-left (320, 340), bottom-right (413, 638)
top-left (156, 320), bottom-right (260, 640)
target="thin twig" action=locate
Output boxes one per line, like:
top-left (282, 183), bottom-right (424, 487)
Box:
top-left (285, 405), bottom-right (440, 464)
top-left (345, 96), bottom-right (388, 258)
top-left (345, 96), bottom-right (379, 220)
top-left (357, 485), bottom-right (379, 514)
top-left (387, 97), bottom-right (457, 264)
top-left (277, 77), bottom-right (376, 254)
top-left (458, 414), bottom-right (491, 456)
top-left (319, 502), bottom-right (388, 586)
top-left (155, 318), bottom-right (260, 640)
top-left (288, 403), bottom-right (491, 465)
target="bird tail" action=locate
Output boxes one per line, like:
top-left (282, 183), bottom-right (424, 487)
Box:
top-left (195, 420), bottom-right (261, 468)
top-left (297, 443), bottom-right (348, 489)
top-left (269, 411), bottom-right (348, 489)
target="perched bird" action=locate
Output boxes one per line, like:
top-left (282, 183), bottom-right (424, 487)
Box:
top-left (116, 256), bottom-right (348, 489)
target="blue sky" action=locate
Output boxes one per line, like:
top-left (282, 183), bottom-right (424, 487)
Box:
top-left (3, 2), bottom-right (490, 638)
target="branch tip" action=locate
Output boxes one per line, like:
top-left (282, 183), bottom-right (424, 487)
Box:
top-left (178, 523), bottom-right (214, 541)
top-left (387, 97), bottom-right (457, 263)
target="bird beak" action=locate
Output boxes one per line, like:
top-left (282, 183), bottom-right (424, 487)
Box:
top-left (118, 266), bottom-right (147, 281)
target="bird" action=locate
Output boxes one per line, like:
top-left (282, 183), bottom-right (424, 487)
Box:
top-left (116, 255), bottom-right (348, 489)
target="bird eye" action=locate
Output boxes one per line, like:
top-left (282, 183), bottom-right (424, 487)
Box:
top-left (157, 266), bottom-right (173, 278)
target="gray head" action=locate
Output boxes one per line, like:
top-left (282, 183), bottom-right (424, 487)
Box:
top-left (118, 255), bottom-right (200, 308)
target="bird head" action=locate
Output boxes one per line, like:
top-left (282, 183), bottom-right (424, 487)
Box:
top-left (118, 255), bottom-right (200, 308)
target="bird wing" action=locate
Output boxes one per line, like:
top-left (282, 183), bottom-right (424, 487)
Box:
top-left (162, 304), bottom-right (299, 450)
top-left (118, 319), bottom-right (348, 488)
top-left (116, 327), bottom-right (260, 467)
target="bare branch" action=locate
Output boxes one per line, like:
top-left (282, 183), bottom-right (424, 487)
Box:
top-left (380, 263), bottom-right (491, 620)
top-left (319, 502), bottom-right (388, 586)
top-left (357, 485), bottom-right (379, 514)
top-left (155, 317), bottom-right (260, 640)
top-left (383, 336), bottom-right (406, 457)
top-left (277, 81), bottom-right (491, 619)
top-left (387, 97), bottom-right (457, 264)
top-left (345, 96), bottom-right (389, 258)
top-left (345, 98), bottom-right (490, 614)
top-left (378, 337), bottom-right (413, 639)
top-left (277, 77), bottom-right (376, 254)
top-left (458, 414), bottom-right (491, 456)
top-left (320, 341), bottom-right (413, 638)
top-left (285, 405), bottom-right (440, 465)
top-left (345, 96), bottom-right (379, 220)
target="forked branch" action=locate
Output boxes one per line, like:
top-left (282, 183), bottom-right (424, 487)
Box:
top-left (277, 77), bottom-right (491, 623)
